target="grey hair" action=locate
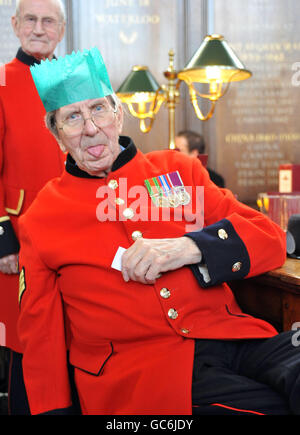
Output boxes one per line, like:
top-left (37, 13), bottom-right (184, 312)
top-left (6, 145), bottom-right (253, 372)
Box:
top-left (15, 0), bottom-right (66, 22)
top-left (45, 94), bottom-right (122, 139)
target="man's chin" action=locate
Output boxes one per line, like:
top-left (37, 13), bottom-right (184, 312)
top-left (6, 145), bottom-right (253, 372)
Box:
top-left (26, 43), bottom-right (51, 60)
top-left (79, 161), bottom-right (109, 178)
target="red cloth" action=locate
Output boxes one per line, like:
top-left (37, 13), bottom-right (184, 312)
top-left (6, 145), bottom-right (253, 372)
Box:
top-left (18, 147), bottom-right (285, 414)
top-left (0, 56), bottom-right (65, 351)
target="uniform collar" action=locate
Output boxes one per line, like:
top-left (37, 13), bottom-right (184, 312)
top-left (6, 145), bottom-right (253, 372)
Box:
top-left (16, 47), bottom-right (57, 67)
top-left (65, 136), bottom-right (138, 179)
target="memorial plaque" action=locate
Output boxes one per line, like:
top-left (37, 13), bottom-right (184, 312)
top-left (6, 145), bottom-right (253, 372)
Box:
top-left (209, 0), bottom-right (300, 204)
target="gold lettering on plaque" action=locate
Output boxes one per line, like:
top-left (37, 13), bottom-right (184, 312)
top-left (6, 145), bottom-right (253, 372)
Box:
top-left (96, 14), bottom-right (160, 25)
top-left (96, 13), bottom-right (160, 45)
top-left (98, 0), bottom-right (160, 44)
top-left (105, 0), bottom-right (135, 7)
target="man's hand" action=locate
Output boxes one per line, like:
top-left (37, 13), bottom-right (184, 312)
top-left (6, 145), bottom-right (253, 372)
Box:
top-left (0, 254), bottom-right (19, 275)
top-left (121, 237), bottom-right (202, 284)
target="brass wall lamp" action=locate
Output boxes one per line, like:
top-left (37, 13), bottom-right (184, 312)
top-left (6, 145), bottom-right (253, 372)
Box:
top-left (117, 35), bottom-right (252, 149)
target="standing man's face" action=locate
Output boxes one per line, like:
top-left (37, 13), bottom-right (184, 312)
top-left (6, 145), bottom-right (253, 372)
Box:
top-left (11, 0), bottom-right (65, 61)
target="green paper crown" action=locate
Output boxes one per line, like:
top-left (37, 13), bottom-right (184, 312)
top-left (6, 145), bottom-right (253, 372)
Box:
top-left (30, 47), bottom-right (114, 112)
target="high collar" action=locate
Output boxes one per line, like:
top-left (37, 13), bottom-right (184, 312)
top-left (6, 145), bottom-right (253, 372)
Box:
top-left (65, 136), bottom-right (138, 179)
top-left (16, 47), bottom-right (56, 67)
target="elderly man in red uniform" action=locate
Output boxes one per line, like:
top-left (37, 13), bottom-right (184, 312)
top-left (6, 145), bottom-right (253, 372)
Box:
top-left (17, 47), bottom-right (300, 415)
top-left (0, 0), bottom-right (66, 414)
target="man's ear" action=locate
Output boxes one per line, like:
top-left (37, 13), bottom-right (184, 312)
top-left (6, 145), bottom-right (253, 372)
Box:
top-left (56, 138), bottom-right (67, 154)
top-left (11, 16), bottom-right (20, 38)
top-left (116, 104), bottom-right (124, 135)
top-left (58, 21), bottom-right (66, 43)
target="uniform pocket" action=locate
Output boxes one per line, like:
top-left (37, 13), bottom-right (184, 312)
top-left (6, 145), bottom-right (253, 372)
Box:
top-left (69, 341), bottom-right (113, 376)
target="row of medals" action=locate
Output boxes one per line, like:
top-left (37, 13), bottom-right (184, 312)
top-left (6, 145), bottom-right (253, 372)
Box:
top-left (152, 187), bottom-right (191, 208)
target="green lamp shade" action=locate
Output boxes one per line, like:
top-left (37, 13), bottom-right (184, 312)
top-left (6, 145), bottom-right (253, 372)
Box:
top-left (178, 34), bottom-right (252, 84)
top-left (116, 66), bottom-right (163, 103)
top-left (117, 66), bottom-right (160, 93)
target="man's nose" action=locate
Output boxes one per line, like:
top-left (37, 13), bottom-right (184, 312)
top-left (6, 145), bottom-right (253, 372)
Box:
top-left (33, 19), bottom-right (45, 34)
top-left (83, 118), bottom-right (99, 136)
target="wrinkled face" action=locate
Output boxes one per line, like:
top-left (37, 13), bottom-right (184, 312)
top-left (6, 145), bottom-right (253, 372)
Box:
top-left (56, 97), bottom-right (124, 177)
top-left (12, 0), bottom-right (65, 60)
top-left (174, 135), bottom-right (189, 155)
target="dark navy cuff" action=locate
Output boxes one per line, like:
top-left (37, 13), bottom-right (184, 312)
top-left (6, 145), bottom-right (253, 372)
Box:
top-left (184, 218), bottom-right (250, 287)
top-left (0, 219), bottom-right (20, 258)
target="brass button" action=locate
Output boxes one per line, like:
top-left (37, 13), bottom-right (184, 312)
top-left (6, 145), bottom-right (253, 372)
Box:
top-left (108, 180), bottom-right (118, 190)
top-left (115, 198), bottom-right (125, 206)
top-left (160, 288), bottom-right (171, 299)
top-left (0, 226), bottom-right (4, 236)
top-left (218, 229), bottom-right (228, 240)
top-left (181, 328), bottom-right (190, 335)
top-left (123, 208), bottom-right (135, 220)
top-left (132, 231), bottom-right (143, 241)
top-left (232, 262), bottom-right (242, 272)
top-left (168, 308), bottom-right (178, 320)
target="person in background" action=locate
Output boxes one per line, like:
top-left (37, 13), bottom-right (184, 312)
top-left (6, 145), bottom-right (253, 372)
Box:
top-left (175, 130), bottom-right (225, 188)
top-left (16, 47), bottom-right (300, 415)
top-left (0, 0), bottom-right (66, 414)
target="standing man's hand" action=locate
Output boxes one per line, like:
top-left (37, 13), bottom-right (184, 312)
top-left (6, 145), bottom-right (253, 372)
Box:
top-left (0, 254), bottom-right (19, 274)
top-left (121, 237), bottom-right (202, 284)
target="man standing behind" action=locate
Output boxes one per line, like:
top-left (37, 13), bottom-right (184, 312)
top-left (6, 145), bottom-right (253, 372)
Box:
top-left (0, 0), bottom-right (66, 414)
top-left (175, 130), bottom-right (225, 188)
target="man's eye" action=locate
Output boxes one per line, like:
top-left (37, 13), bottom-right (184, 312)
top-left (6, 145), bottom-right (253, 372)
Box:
top-left (44, 18), bottom-right (56, 26)
top-left (92, 105), bottom-right (107, 116)
top-left (67, 113), bottom-right (81, 122)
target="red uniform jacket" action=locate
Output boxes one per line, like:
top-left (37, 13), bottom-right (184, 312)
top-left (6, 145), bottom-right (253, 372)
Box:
top-left (0, 49), bottom-right (65, 351)
top-left (18, 137), bottom-right (286, 415)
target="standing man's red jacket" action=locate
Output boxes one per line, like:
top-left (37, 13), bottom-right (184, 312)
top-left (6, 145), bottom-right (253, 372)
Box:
top-left (0, 49), bottom-right (65, 352)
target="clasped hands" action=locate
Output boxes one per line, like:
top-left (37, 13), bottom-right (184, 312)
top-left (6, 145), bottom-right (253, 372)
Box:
top-left (0, 238), bottom-right (202, 282)
top-left (121, 237), bottom-right (202, 285)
